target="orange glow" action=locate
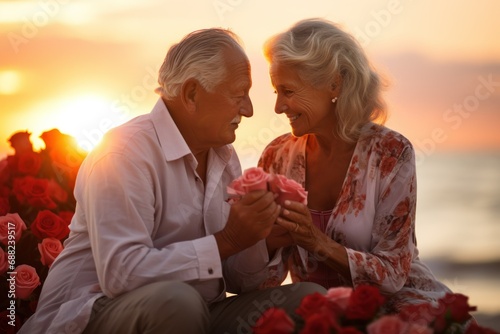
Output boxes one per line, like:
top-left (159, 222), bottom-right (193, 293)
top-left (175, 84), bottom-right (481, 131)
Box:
top-left (0, 70), bottom-right (21, 95)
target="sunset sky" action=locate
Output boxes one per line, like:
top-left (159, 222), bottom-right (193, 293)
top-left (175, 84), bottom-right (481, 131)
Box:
top-left (0, 0), bottom-right (499, 166)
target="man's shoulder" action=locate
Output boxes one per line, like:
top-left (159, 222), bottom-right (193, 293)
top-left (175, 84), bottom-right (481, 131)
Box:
top-left (86, 113), bottom-right (158, 162)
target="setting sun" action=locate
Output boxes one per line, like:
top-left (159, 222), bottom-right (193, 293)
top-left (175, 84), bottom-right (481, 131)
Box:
top-left (50, 95), bottom-right (128, 151)
top-left (24, 94), bottom-right (128, 152)
top-left (0, 70), bottom-right (21, 95)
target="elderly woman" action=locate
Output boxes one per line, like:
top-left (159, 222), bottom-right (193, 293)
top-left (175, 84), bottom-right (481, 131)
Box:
top-left (259, 18), bottom-right (450, 312)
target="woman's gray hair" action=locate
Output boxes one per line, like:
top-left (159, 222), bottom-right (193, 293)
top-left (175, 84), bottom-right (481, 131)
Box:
top-left (156, 28), bottom-right (244, 100)
top-left (264, 18), bottom-right (387, 142)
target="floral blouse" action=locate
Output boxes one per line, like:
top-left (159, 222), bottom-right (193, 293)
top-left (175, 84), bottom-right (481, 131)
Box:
top-left (258, 122), bottom-right (450, 311)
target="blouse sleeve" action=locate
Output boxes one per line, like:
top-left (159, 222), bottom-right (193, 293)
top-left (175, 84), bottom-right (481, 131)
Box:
top-left (347, 143), bottom-right (417, 294)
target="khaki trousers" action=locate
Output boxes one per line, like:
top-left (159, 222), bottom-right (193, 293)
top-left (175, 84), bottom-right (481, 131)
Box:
top-left (82, 280), bottom-right (326, 334)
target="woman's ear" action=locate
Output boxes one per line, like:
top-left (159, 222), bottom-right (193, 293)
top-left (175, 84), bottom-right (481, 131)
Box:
top-left (330, 74), bottom-right (342, 97)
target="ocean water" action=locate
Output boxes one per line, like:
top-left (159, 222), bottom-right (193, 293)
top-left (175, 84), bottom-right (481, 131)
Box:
top-left (414, 151), bottom-right (500, 329)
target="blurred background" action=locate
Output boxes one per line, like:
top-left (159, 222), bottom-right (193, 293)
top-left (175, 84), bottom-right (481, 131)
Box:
top-left (1, 0), bottom-right (499, 329)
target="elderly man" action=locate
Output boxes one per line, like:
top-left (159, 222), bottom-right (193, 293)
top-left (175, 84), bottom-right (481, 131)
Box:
top-left (19, 28), bottom-right (325, 334)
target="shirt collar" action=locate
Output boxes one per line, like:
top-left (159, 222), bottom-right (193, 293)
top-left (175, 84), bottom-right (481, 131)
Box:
top-left (150, 98), bottom-right (235, 164)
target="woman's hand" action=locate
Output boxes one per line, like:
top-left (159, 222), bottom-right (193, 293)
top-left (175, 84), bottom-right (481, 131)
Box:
top-left (275, 200), bottom-right (326, 252)
top-left (276, 200), bottom-right (352, 281)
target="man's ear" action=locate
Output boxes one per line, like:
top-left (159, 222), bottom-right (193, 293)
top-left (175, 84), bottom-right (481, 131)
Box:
top-left (180, 78), bottom-right (198, 112)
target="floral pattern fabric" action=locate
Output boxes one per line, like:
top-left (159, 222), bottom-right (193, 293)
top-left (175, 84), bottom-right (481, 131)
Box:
top-left (258, 122), bottom-right (450, 312)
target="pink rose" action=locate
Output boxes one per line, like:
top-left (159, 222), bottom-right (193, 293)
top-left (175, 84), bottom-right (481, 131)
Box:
top-left (367, 315), bottom-right (408, 334)
top-left (239, 167), bottom-right (269, 192)
top-left (406, 322), bottom-right (433, 334)
top-left (326, 286), bottom-right (353, 311)
top-left (13, 264), bottom-right (40, 299)
top-left (227, 178), bottom-right (246, 198)
top-left (38, 237), bottom-right (64, 267)
top-left (0, 247), bottom-right (8, 275)
top-left (269, 174), bottom-right (307, 205)
top-left (0, 213), bottom-right (27, 246)
top-left (227, 167), bottom-right (270, 201)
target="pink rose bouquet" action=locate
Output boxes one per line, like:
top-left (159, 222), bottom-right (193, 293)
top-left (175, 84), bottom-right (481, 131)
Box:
top-left (0, 129), bottom-right (85, 331)
top-left (254, 285), bottom-right (496, 334)
top-left (227, 167), bottom-right (307, 205)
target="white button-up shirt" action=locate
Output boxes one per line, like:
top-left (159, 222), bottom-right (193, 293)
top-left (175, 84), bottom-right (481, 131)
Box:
top-left (19, 98), bottom-right (277, 334)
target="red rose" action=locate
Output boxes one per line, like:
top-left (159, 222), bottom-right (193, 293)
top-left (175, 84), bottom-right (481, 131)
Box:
top-left (47, 179), bottom-right (68, 203)
top-left (301, 312), bottom-right (338, 334)
top-left (439, 293), bottom-right (476, 323)
top-left (0, 186), bottom-right (9, 197)
top-left (12, 176), bottom-right (57, 209)
top-left (366, 315), bottom-right (408, 334)
top-left (338, 327), bottom-right (364, 334)
top-left (269, 174), bottom-right (307, 205)
top-left (38, 237), bottom-right (64, 267)
top-left (345, 285), bottom-right (385, 321)
top-left (253, 308), bottom-right (294, 334)
top-left (0, 158), bottom-right (10, 184)
top-left (31, 210), bottom-right (70, 240)
top-left (326, 286), bottom-right (353, 311)
top-left (296, 292), bottom-right (340, 320)
top-left (0, 213), bottom-right (27, 246)
top-left (8, 131), bottom-right (33, 154)
top-left (0, 247), bottom-right (8, 275)
top-left (58, 211), bottom-right (75, 225)
top-left (0, 197), bottom-right (10, 216)
top-left (14, 151), bottom-right (42, 175)
top-left (13, 264), bottom-right (40, 299)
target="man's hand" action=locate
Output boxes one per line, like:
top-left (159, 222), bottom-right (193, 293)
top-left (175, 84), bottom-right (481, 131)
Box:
top-left (215, 190), bottom-right (280, 259)
top-left (266, 223), bottom-right (294, 259)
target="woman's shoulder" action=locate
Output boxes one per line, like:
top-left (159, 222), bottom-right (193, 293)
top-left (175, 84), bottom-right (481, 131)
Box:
top-left (359, 122), bottom-right (414, 156)
top-left (258, 133), bottom-right (306, 171)
top-left (265, 132), bottom-right (297, 147)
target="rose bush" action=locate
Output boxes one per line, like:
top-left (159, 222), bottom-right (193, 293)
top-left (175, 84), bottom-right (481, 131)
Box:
top-left (0, 129), bottom-right (86, 332)
top-left (254, 285), bottom-right (497, 334)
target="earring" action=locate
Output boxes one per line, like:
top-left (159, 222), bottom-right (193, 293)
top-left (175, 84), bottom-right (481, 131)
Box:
top-left (331, 97), bottom-right (338, 103)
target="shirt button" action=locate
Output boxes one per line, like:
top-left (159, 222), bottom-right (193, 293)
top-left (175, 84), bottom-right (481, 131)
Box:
top-left (208, 268), bottom-right (213, 275)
